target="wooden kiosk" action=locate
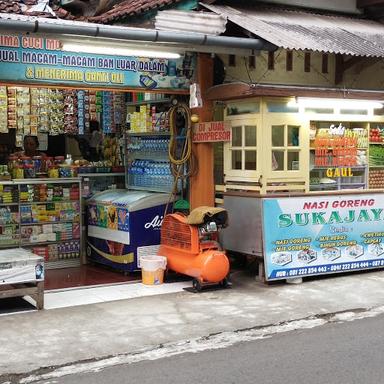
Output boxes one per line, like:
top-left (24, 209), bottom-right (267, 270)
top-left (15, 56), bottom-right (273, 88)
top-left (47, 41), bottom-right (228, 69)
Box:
top-left (219, 96), bottom-right (384, 281)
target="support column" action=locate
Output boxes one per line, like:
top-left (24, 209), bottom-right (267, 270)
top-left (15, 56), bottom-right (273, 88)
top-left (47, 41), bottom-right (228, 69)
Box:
top-left (190, 53), bottom-right (214, 209)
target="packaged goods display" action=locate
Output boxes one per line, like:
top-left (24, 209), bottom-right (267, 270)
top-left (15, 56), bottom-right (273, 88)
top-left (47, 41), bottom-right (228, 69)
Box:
top-left (0, 86), bottom-right (7, 133)
top-left (124, 95), bottom-right (177, 193)
top-left (126, 92), bottom-right (170, 133)
top-left (0, 180), bottom-right (81, 266)
top-left (309, 121), bottom-right (372, 191)
top-left (0, 86), bottom-right (126, 136)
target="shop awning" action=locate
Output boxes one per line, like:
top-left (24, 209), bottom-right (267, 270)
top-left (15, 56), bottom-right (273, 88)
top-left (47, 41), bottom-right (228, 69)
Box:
top-left (0, 12), bottom-right (276, 53)
top-left (201, 3), bottom-right (384, 58)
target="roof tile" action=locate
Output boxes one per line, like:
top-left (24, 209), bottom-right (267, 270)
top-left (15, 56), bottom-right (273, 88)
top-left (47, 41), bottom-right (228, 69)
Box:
top-left (88, 0), bottom-right (181, 23)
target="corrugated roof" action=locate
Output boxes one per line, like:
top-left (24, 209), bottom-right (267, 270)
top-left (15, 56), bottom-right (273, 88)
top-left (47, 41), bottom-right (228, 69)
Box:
top-left (88, 0), bottom-right (183, 24)
top-left (202, 4), bottom-right (384, 57)
top-left (155, 10), bottom-right (226, 35)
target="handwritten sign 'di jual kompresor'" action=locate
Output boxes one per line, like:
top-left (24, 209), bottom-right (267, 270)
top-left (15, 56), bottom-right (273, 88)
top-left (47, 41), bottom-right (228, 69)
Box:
top-left (192, 121), bottom-right (231, 143)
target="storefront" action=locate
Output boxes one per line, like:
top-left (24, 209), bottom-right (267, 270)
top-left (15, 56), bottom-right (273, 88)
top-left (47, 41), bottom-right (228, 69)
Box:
top-left (0, 31), bottom-right (194, 289)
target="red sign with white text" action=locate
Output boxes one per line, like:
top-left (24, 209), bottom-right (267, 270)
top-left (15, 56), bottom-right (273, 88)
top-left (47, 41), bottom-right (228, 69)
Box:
top-left (192, 121), bottom-right (231, 143)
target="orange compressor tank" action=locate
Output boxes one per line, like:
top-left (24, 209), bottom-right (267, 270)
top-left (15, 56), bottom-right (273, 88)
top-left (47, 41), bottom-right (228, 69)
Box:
top-left (158, 213), bottom-right (230, 285)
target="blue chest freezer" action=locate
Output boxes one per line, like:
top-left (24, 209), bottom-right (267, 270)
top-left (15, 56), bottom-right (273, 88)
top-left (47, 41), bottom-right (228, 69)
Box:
top-left (86, 189), bottom-right (170, 272)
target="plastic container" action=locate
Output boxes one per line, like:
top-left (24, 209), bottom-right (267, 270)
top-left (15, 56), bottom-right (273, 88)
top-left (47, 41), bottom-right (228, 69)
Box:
top-left (48, 166), bottom-right (59, 178)
top-left (32, 156), bottom-right (42, 173)
top-left (44, 157), bottom-right (53, 172)
top-left (12, 164), bottom-right (24, 179)
top-left (8, 156), bottom-right (18, 174)
top-left (140, 255), bottom-right (167, 285)
top-left (24, 164), bottom-right (36, 178)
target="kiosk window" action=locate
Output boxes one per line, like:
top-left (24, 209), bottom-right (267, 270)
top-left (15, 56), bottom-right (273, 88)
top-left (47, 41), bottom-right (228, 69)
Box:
top-left (232, 150), bottom-right (242, 170)
top-left (272, 125), bottom-right (284, 147)
top-left (245, 150), bottom-right (257, 170)
top-left (288, 151), bottom-right (300, 170)
top-left (230, 124), bottom-right (257, 171)
top-left (271, 124), bottom-right (301, 171)
top-left (232, 126), bottom-right (242, 146)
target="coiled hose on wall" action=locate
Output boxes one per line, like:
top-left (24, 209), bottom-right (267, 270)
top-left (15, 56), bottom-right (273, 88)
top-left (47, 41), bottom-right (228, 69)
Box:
top-left (168, 102), bottom-right (198, 189)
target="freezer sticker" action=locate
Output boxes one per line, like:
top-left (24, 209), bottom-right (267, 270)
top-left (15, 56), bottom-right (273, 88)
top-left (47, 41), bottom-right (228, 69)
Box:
top-left (107, 206), bottom-right (118, 230)
top-left (97, 205), bottom-right (108, 228)
top-left (88, 205), bottom-right (98, 225)
top-left (117, 208), bottom-right (129, 232)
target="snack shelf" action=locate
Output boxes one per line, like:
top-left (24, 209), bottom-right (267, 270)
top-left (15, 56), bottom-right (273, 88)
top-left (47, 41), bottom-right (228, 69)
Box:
top-left (0, 203), bottom-right (18, 206)
top-left (79, 173), bottom-right (125, 177)
top-left (20, 200), bottom-right (78, 205)
top-left (0, 179), bottom-right (82, 268)
top-left (21, 239), bottom-right (80, 247)
top-left (126, 98), bottom-right (171, 106)
top-left (20, 220), bottom-right (79, 226)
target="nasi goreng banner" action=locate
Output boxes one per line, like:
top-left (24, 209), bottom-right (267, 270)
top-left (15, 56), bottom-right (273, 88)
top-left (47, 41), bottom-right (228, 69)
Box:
top-left (0, 35), bottom-right (195, 90)
top-left (262, 194), bottom-right (384, 281)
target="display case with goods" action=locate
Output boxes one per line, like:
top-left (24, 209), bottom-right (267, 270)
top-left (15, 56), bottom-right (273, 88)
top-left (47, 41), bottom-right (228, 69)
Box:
top-left (368, 124), bottom-right (384, 189)
top-left (309, 121), bottom-right (369, 191)
top-left (0, 178), bottom-right (82, 270)
top-left (125, 93), bottom-right (176, 193)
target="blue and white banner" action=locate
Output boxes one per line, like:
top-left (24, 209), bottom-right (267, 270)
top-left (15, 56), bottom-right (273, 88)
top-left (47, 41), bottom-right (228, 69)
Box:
top-left (0, 35), bottom-right (195, 90)
top-left (262, 193), bottom-right (384, 280)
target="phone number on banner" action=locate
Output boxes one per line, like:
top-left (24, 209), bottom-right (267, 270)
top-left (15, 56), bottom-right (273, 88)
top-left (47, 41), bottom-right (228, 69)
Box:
top-left (271, 259), bottom-right (384, 279)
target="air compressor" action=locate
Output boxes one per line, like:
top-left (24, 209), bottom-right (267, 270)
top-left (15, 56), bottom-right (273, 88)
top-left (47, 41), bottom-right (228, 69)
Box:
top-left (158, 206), bottom-right (230, 291)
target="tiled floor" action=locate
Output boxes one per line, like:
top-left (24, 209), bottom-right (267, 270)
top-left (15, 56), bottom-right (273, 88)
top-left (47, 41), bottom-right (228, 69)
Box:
top-left (1, 265), bottom-right (196, 314)
top-left (45, 265), bottom-right (141, 290)
top-left (26, 265), bottom-right (192, 311)
top-left (37, 281), bottom-right (191, 310)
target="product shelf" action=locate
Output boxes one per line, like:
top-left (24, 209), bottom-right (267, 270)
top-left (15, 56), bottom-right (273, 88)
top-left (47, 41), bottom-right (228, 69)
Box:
top-left (0, 243), bottom-right (19, 248)
top-left (21, 238), bottom-right (80, 247)
top-left (128, 153), bottom-right (169, 161)
top-left (0, 203), bottom-right (19, 206)
top-left (126, 98), bottom-right (171, 106)
top-left (20, 220), bottom-right (80, 226)
top-left (127, 131), bottom-right (171, 137)
top-left (79, 173), bottom-right (125, 177)
top-left (19, 200), bottom-right (79, 205)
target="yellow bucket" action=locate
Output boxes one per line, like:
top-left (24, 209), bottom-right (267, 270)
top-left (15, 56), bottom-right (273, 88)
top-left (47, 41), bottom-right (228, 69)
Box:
top-left (140, 255), bottom-right (167, 285)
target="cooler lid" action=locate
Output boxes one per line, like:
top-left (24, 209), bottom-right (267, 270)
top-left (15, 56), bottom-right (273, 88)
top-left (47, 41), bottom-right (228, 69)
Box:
top-left (87, 189), bottom-right (170, 211)
top-left (122, 191), bottom-right (171, 212)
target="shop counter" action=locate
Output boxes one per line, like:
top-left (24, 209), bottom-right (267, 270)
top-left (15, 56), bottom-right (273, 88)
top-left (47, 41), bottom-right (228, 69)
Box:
top-left (222, 190), bottom-right (384, 281)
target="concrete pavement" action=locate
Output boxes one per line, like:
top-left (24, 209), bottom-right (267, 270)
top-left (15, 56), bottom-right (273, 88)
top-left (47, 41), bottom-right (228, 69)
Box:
top-left (1, 269), bottom-right (384, 378)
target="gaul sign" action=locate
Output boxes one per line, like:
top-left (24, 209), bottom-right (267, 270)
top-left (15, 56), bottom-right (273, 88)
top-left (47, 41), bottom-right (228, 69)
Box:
top-left (192, 121), bottom-right (231, 143)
